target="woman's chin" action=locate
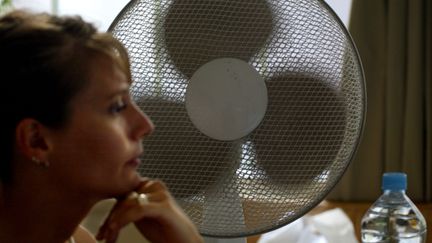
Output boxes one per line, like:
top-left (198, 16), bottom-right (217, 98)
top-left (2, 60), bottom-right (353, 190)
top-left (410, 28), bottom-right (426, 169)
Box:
top-left (106, 172), bottom-right (142, 198)
top-left (130, 171), bottom-right (143, 187)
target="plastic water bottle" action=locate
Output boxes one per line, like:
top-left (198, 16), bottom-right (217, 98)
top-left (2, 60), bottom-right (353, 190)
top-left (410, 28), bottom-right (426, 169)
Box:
top-left (361, 172), bottom-right (427, 243)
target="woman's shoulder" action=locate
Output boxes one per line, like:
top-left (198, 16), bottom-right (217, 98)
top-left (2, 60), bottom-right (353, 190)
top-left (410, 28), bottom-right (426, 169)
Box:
top-left (73, 225), bottom-right (97, 243)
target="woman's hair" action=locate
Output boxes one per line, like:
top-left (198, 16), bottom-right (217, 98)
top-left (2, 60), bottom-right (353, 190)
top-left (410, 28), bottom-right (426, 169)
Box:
top-left (0, 10), bottom-right (131, 183)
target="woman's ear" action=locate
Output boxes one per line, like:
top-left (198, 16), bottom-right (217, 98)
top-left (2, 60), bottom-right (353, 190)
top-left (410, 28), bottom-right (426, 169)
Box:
top-left (15, 118), bottom-right (51, 163)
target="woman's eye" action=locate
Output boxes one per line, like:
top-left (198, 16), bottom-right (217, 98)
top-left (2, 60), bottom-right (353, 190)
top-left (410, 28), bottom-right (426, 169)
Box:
top-left (109, 98), bottom-right (128, 113)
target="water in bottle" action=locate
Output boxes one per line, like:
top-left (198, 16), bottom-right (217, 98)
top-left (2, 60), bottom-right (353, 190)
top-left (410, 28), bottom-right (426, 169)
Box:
top-left (361, 172), bottom-right (427, 243)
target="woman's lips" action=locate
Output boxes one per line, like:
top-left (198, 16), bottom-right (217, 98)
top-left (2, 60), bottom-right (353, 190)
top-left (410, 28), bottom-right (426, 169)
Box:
top-left (126, 157), bottom-right (141, 168)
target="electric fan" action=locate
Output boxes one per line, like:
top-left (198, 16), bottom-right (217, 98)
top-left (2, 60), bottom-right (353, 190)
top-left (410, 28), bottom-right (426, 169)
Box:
top-left (109, 0), bottom-right (365, 239)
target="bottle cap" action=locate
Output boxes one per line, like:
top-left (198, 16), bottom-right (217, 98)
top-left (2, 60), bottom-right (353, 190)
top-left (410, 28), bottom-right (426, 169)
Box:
top-left (382, 172), bottom-right (407, 191)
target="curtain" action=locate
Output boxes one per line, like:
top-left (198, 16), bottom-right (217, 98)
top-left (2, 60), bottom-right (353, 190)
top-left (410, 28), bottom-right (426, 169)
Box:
top-left (329, 0), bottom-right (432, 202)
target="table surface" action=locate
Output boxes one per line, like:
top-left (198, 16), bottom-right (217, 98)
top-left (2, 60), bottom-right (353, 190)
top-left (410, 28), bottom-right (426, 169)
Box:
top-left (246, 200), bottom-right (432, 243)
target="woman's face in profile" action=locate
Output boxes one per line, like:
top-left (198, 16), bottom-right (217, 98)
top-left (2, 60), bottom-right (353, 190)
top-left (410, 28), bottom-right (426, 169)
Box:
top-left (44, 56), bottom-right (153, 198)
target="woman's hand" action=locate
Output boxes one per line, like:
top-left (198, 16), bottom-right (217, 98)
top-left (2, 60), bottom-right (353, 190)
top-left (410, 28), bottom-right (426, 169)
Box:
top-left (96, 178), bottom-right (203, 243)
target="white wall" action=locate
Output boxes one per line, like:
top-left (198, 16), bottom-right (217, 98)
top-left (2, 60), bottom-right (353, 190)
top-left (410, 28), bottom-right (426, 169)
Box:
top-left (57, 0), bottom-right (129, 30)
top-left (11, 0), bottom-right (129, 30)
top-left (13, 0), bottom-right (52, 13)
top-left (11, 0), bottom-right (352, 30)
top-left (325, 0), bottom-right (353, 27)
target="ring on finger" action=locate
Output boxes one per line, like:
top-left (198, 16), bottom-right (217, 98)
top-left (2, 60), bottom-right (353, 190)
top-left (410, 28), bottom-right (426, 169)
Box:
top-left (136, 193), bottom-right (149, 205)
top-left (127, 192), bottom-right (149, 205)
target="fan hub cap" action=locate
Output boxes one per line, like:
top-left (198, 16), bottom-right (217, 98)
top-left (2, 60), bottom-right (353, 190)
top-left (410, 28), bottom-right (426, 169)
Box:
top-left (186, 58), bottom-right (268, 141)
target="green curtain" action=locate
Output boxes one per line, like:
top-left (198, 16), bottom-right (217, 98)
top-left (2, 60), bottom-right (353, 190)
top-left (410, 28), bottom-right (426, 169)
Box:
top-left (329, 0), bottom-right (432, 202)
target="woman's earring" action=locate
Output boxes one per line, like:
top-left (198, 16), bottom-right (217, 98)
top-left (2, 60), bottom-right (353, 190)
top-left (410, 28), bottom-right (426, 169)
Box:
top-left (32, 156), bottom-right (50, 168)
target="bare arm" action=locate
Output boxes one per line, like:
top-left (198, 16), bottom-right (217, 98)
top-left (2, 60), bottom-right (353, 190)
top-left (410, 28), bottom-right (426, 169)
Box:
top-left (74, 225), bottom-right (97, 243)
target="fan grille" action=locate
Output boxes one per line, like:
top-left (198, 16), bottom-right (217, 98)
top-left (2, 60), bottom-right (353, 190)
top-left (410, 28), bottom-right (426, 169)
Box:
top-left (110, 0), bottom-right (365, 237)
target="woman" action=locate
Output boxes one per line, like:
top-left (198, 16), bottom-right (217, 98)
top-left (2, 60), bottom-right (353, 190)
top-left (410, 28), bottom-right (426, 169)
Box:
top-left (0, 10), bottom-right (203, 243)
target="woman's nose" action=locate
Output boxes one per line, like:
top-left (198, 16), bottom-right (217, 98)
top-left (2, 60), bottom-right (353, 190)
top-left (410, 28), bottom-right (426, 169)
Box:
top-left (131, 103), bottom-right (154, 140)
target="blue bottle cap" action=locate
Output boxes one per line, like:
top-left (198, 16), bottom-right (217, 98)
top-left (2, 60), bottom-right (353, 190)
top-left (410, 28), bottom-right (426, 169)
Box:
top-left (382, 172), bottom-right (407, 191)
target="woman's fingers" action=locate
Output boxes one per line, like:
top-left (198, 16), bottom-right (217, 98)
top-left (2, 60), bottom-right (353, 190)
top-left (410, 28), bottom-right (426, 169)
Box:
top-left (136, 179), bottom-right (168, 194)
top-left (96, 178), bottom-right (203, 243)
top-left (96, 180), bottom-right (171, 241)
top-left (105, 192), bottom-right (170, 229)
top-left (95, 195), bottom-right (134, 240)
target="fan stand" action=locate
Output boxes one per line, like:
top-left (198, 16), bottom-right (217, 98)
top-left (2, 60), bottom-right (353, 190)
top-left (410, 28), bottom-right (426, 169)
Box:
top-left (203, 192), bottom-right (246, 243)
top-left (203, 237), bottom-right (246, 243)
top-left (200, 165), bottom-right (249, 243)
